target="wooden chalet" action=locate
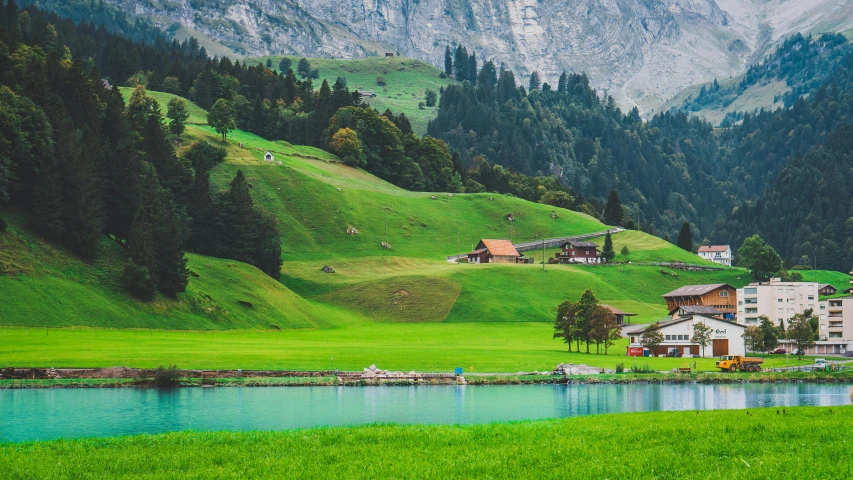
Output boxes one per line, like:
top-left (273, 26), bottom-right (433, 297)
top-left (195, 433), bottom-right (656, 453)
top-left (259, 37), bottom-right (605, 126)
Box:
top-left (662, 283), bottom-right (737, 317)
top-left (466, 239), bottom-right (521, 264)
top-left (819, 284), bottom-right (838, 296)
top-left (554, 240), bottom-right (601, 264)
top-left (600, 305), bottom-right (637, 325)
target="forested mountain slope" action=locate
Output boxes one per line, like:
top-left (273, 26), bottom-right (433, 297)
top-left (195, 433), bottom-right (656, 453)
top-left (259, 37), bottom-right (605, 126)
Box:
top-left (674, 33), bottom-right (852, 126)
top-left (20, 0), bottom-right (853, 114)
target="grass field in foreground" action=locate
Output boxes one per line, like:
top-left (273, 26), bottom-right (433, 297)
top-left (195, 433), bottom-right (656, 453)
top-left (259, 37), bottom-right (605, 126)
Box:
top-left (0, 326), bottom-right (842, 373)
top-left (3, 406), bottom-right (851, 478)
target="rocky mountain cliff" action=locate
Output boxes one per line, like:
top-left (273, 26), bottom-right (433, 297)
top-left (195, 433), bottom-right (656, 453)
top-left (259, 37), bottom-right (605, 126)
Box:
top-left (105, 0), bottom-right (853, 113)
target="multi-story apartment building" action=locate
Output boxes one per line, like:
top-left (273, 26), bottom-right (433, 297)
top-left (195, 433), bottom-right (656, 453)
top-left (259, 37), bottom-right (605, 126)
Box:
top-left (697, 245), bottom-right (732, 266)
top-left (736, 278), bottom-right (819, 326)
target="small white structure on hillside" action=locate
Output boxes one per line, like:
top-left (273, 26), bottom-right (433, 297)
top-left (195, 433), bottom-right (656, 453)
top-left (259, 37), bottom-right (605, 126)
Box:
top-left (697, 245), bottom-right (732, 266)
top-left (264, 151), bottom-right (275, 163)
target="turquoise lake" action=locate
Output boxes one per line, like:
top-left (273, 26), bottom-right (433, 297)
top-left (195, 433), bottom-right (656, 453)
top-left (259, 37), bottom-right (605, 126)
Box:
top-left (2, 383), bottom-right (851, 442)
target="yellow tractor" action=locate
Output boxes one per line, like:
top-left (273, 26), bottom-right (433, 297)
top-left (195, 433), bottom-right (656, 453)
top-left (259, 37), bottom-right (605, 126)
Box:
top-left (716, 355), bottom-right (764, 372)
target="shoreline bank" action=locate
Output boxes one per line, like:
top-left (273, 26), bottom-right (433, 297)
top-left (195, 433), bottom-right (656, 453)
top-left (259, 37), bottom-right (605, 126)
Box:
top-left (3, 369), bottom-right (853, 389)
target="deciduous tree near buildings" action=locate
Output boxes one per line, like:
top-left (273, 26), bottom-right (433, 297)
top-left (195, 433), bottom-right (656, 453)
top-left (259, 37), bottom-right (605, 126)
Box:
top-left (690, 322), bottom-right (713, 357)
top-left (640, 323), bottom-right (664, 355)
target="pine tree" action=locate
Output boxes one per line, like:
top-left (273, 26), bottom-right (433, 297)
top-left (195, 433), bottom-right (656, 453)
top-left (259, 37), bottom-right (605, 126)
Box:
top-left (467, 53), bottom-right (477, 86)
top-left (602, 232), bottom-right (615, 262)
top-left (223, 170), bottom-right (257, 263)
top-left (677, 221), bottom-right (693, 252)
top-left (529, 71), bottom-right (541, 91)
top-left (602, 190), bottom-right (622, 226)
top-left (453, 45), bottom-right (468, 81)
top-left (557, 71), bottom-right (568, 93)
top-left (253, 209), bottom-right (283, 278)
top-left (155, 190), bottom-right (188, 297)
top-left (444, 46), bottom-right (453, 76)
top-left (123, 162), bottom-right (160, 299)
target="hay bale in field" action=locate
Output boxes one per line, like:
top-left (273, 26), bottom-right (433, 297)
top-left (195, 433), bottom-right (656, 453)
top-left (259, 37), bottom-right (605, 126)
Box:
top-left (321, 265), bottom-right (335, 273)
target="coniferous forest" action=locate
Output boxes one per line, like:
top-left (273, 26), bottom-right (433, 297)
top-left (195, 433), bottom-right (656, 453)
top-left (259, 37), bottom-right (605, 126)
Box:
top-left (4, 1), bottom-right (853, 274)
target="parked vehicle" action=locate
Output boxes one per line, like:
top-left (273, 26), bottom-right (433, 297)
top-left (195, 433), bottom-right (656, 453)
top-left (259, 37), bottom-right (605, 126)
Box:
top-left (814, 358), bottom-right (827, 368)
top-left (666, 350), bottom-right (682, 358)
top-left (771, 348), bottom-right (786, 354)
top-left (793, 349), bottom-right (804, 356)
top-left (716, 355), bottom-right (764, 372)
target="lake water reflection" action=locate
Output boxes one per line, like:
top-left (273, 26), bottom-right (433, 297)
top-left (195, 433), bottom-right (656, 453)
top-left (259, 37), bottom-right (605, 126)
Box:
top-left (1, 383), bottom-right (850, 442)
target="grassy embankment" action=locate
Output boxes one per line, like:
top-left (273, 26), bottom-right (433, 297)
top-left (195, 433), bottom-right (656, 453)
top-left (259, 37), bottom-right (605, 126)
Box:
top-left (1, 90), bottom-right (849, 372)
top-left (2, 406), bottom-right (851, 478)
top-left (248, 55), bottom-right (454, 135)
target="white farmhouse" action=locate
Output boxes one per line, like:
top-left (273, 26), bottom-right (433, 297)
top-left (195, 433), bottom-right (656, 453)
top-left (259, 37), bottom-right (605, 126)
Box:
top-left (697, 245), bottom-right (732, 266)
top-left (625, 314), bottom-right (746, 357)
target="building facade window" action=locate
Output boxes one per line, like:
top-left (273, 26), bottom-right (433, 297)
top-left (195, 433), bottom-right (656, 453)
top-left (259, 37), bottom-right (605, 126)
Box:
top-left (744, 287), bottom-right (757, 295)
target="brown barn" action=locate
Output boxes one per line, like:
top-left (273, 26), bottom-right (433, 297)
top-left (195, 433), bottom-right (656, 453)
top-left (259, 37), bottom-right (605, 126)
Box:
top-left (466, 239), bottom-right (520, 264)
top-left (662, 284), bottom-right (737, 317)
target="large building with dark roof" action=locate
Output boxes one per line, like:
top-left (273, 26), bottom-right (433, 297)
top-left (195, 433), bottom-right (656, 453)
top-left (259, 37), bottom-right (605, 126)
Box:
top-left (662, 283), bottom-right (737, 317)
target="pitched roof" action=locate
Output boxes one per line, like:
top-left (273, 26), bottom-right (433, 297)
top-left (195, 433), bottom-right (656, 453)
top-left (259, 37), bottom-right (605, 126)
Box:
top-left (467, 248), bottom-right (487, 255)
top-left (819, 284), bottom-right (836, 290)
top-left (601, 304), bottom-right (637, 316)
top-left (479, 239), bottom-right (519, 257)
top-left (698, 245), bottom-right (730, 253)
top-left (662, 284), bottom-right (732, 298)
top-left (669, 305), bottom-right (722, 316)
top-left (563, 241), bottom-right (598, 248)
top-left (631, 315), bottom-right (745, 334)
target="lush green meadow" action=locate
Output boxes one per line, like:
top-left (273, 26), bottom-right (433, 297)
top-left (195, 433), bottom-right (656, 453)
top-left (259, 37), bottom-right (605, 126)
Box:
top-left (3, 406), bottom-right (851, 478)
top-left (2, 90), bottom-right (851, 372)
top-left (118, 87), bottom-right (209, 124)
top-left (248, 55), bottom-right (455, 135)
top-left (0, 325), bottom-right (839, 372)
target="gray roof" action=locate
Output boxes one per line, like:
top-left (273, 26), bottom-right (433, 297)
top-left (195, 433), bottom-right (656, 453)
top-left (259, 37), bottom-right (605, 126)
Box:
top-left (564, 241), bottom-right (598, 248)
top-left (662, 284), bottom-right (732, 298)
top-left (629, 315), bottom-right (745, 334)
top-left (669, 305), bottom-right (722, 316)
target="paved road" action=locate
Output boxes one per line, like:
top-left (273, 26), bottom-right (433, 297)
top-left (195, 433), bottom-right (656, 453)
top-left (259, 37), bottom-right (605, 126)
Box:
top-left (446, 227), bottom-right (624, 262)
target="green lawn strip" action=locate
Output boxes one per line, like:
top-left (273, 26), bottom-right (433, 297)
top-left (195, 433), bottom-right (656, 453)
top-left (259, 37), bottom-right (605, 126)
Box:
top-left (3, 325), bottom-right (843, 373)
top-left (2, 406), bottom-right (851, 478)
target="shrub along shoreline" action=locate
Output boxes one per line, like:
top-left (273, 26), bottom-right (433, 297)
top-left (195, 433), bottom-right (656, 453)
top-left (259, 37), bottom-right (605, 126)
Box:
top-left (3, 370), bottom-right (853, 389)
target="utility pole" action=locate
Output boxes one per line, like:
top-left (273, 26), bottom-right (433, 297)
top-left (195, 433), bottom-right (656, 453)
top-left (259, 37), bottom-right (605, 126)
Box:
top-left (457, 231), bottom-right (460, 264)
top-left (384, 205), bottom-right (388, 241)
top-left (542, 237), bottom-right (546, 271)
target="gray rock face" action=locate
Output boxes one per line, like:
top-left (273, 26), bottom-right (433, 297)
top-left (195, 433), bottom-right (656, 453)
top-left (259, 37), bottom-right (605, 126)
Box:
top-left (112, 0), bottom-right (853, 113)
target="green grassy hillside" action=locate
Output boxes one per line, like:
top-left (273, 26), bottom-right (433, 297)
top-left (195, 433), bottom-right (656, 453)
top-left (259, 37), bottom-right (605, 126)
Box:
top-left (248, 56), bottom-right (454, 135)
top-left (118, 87), bottom-right (209, 124)
top-left (0, 212), bottom-right (336, 330)
top-left (3, 88), bottom-right (850, 371)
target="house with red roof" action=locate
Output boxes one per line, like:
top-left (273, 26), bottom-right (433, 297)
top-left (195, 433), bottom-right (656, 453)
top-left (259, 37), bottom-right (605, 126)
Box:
top-left (466, 239), bottom-right (522, 264)
top-left (697, 245), bottom-right (732, 266)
